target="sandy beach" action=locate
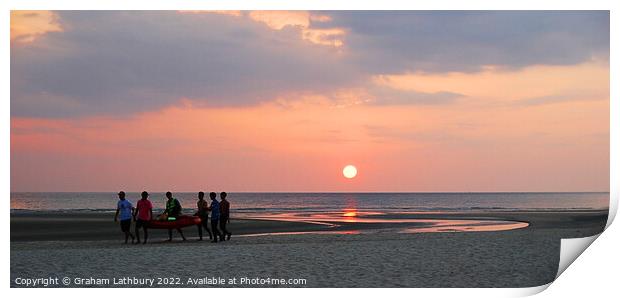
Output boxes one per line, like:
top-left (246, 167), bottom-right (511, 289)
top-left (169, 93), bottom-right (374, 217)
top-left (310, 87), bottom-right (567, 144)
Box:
top-left (10, 210), bottom-right (607, 287)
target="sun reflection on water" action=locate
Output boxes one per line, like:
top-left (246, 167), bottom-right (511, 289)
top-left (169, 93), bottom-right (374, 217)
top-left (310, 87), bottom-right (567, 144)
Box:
top-left (342, 209), bottom-right (357, 217)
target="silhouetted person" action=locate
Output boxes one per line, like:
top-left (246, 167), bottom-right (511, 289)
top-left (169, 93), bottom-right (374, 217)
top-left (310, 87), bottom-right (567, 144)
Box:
top-left (194, 191), bottom-right (213, 241)
top-left (134, 191), bottom-right (153, 244)
top-left (163, 191), bottom-right (186, 241)
top-left (114, 191), bottom-right (135, 244)
top-left (219, 192), bottom-right (232, 241)
top-left (209, 192), bottom-right (222, 243)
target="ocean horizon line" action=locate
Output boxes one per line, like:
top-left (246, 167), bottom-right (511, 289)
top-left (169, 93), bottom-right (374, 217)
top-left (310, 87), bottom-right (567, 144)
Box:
top-left (10, 191), bottom-right (611, 194)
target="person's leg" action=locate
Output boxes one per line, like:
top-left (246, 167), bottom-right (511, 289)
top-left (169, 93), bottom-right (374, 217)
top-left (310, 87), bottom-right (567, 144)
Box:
top-left (135, 222), bottom-right (141, 244)
top-left (143, 227), bottom-right (148, 244)
top-left (167, 229), bottom-right (173, 241)
top-left (203, 220), bottom-right (213, 240)
top-left (223, 216), bottom-right (231, 240)
top-left (128, 221), bottom-right (135, 243)
top-left (121, 221), bottom-right (127, 244)
top-left (197, 223), bottom-right (203, 241)
top-left (219, 218), bottom-right (228, 241)
top-left (211, 219), bottom-right (220, 243)
top-left (121, 220), bottom-right (133, 244)
top-left (177, 229), bottom-right (187, 241)
top-left (225, 216), bottom-right (231, 239)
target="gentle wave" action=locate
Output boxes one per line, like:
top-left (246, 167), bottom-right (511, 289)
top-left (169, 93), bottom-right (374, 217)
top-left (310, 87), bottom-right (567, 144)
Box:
top-left (10, 192), bottom-right (610, 214)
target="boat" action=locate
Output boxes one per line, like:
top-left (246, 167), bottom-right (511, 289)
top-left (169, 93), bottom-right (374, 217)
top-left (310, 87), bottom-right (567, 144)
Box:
top-left (146, 215), bottom-right (202, 229)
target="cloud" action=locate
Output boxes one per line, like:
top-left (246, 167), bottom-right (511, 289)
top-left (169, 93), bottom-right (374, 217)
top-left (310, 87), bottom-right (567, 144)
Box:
top-left (11, 11), bottom-right (62, 44)
top-left (247, 11), bottom-right (345, 47)
top-left (11, 11), bottom-right (359, 117)
top-left (302, 27), bottom-right (345, 48)
top-left (248, 11), bottom-right (311, 30)
top-left (179, 10), bottom-right (243, 17)
top-left (514, 91), bottom-right (609, 107)
top-left (182, 10), bottom-right (346, 48)
top-left (322, 11), bottom-right (609, 73)
top-left (10, 11), bottom-right (609, 118)
top-left (370, 61), bottom-right (609, 105)
top-left (367, 87), bottom-right (464, 106)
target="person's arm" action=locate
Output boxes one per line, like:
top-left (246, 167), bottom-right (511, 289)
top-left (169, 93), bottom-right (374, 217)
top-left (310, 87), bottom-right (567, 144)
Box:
top-left (114, 208), bottom-right (119, 222)
top-left (149, 208), bottom-right (153, 221)
top-left (132, 207), bottom-right (136, 221)
top-left (162, 202), bottom-right (169, 216)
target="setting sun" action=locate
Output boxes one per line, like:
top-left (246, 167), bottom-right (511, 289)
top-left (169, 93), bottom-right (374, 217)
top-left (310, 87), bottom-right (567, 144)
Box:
top-left (343, 165), bottom-right (357, 179)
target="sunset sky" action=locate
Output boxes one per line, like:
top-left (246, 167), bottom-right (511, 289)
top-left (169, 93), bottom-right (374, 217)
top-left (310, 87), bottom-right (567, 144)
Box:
top-left (10, 11), bottom-right (610, 192)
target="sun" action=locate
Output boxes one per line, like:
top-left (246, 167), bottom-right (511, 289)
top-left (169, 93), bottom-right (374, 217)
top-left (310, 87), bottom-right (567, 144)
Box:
top-left (342, 165), bottom-right (357, 179)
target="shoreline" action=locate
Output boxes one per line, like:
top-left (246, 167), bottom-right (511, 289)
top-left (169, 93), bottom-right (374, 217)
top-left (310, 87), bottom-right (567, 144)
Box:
top-left (11, 209), bottom-right (608, 242)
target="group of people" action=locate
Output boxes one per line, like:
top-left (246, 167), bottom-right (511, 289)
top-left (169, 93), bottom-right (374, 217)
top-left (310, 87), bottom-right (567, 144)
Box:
top-left (114, 191), bottom-right (232, 244)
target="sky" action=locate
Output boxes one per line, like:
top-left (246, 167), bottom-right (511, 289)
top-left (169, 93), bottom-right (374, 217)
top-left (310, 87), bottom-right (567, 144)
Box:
top-left (10, 10), bottom-right (610, 192)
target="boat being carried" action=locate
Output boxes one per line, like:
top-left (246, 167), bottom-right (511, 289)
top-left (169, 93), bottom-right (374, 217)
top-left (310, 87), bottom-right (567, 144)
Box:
top-left (146, 215), bottom-right (201, 229)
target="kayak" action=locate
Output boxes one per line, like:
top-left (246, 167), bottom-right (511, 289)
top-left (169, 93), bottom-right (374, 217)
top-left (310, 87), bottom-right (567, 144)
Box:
top-left (146, 216), bottom-right (202, 229)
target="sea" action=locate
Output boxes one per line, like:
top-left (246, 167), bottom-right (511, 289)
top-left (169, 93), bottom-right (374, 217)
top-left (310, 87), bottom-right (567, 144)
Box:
top-left (10, 192), bottom-right (610, 214)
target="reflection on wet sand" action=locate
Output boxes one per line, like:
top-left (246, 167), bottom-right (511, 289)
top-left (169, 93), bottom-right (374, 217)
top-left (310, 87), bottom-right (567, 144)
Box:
top-left (239, 230), bottom-right (364, 237)
top-left (401, 221), bottom-right (530, 233)
top-left (240, 210), bottom-right (530, 236)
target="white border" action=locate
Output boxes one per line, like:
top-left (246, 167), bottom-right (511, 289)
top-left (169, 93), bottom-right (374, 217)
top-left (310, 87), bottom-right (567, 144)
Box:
top-left (2, 1), bottom-right (618, 297)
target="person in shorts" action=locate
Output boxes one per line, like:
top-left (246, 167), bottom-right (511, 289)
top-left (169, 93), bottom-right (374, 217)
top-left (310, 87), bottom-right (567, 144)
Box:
top-left (134, 191), bottom-right (153, 244)
top-left (114, 191), bottom-right (135, 244)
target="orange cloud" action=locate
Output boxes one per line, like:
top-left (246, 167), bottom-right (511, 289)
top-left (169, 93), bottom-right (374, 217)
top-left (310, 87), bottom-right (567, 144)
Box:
top-left (371, 60), bottom-right (609, 105)
top-left (177, 10), bottom-right (346, 48)
top-left (310, 14), bottom-right (332, 23)
top-left (248, 11), bottom-right (310, 30)
top-left (11, 10), bottom-right (62, 44)
top-left (248, 11), bottom-right (345, 48)
top-left (302, 27), bottom-right (345, 47)
top-left (178, 10), bottom-right (243, 17)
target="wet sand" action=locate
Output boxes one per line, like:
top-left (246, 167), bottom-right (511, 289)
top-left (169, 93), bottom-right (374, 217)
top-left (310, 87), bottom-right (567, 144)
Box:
top-left (10, 212), bottom-right (335, 242)
top-left (10, 210), bottom-right (608, 287)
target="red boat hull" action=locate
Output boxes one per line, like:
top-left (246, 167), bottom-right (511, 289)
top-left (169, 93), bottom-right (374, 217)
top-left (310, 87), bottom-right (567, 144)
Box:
top-left (146, 216), bottom-right (202, 229)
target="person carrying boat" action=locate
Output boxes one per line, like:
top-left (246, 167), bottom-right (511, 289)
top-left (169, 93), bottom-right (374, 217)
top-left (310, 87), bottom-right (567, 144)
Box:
top-left (162, 191), bottom-right (186, 241)
top-left (208, 192), bottom-right (222, 243)
top-left (134, 191), bottom-right (153, 244)
top-left (219, 192), bottom-right (232, 241)
top-left (114, 191), bottom-right (136, 244)
top-left (194, 191), bottom-right (213, 241)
